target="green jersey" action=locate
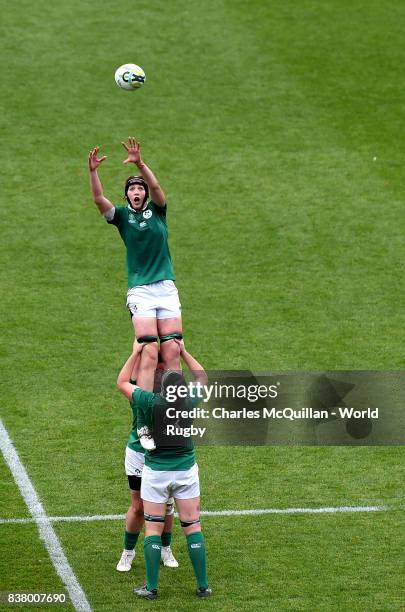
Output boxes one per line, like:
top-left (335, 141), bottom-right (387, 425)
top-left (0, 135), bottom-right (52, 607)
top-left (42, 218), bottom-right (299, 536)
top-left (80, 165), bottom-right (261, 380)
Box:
top-left (126, 405), bottom-right (144, 454)
top-left (108, 202), bottom-right (175, 288)
top-left (131, 388), bottom-right (200, 471)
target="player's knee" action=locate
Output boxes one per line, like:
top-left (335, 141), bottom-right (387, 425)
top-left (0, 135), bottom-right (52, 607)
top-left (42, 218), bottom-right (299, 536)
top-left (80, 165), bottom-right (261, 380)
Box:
top-left (144, 513), bottom-right (166, 524)
top-left (128, 507), bottom-right (144, 524)
top-left (180, 516), bottom-right (201, 535)
top-left (129, 502), bottom-right (144, 518)
top-left (143, 513), bottom-right (166, 536)
top-left (140, 342), bottom-right (158, 368)
top-left (160, 338), bottom-right (181, 366)
top-left (129, 494), bottom-right (143, 514)
top-left (159, 332), bottom-right (183, 344)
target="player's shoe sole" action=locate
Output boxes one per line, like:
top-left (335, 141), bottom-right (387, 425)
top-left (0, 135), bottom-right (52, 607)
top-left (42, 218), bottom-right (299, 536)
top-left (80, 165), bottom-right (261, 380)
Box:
top-left (133, 584), bottom-right (158, 600)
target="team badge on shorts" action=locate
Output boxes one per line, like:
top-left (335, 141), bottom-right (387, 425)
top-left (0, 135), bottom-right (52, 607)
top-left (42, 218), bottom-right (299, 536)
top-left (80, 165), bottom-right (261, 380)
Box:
top-left (143, 210), bottom-right (152, 219)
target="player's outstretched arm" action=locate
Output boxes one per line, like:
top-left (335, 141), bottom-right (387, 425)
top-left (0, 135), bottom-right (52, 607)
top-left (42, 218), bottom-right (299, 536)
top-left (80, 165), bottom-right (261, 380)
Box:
top-left (88, 147), bottom-right (114, 214)
top-left (177, 340), bottom-right (208, 387)
top-left (117, 341), bottom-right (145, 400)
top-left (122, 137), bottom-right (166, 207)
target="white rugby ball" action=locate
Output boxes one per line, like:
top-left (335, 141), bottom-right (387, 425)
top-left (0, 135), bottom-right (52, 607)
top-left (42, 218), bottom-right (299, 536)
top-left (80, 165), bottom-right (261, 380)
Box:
top-left (114, 64), bottom-right (146, 91)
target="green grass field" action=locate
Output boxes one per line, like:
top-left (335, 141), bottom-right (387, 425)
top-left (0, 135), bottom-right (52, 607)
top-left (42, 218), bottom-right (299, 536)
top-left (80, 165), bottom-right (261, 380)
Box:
top-left (1, 1), bottom-right (404, 610)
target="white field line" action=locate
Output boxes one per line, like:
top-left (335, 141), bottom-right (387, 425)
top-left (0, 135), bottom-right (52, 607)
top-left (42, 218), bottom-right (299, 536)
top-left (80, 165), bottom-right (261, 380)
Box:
top-left (0, 418), bottom-right (91, 612)
top-left (0, 505), bottom-right (389, 525)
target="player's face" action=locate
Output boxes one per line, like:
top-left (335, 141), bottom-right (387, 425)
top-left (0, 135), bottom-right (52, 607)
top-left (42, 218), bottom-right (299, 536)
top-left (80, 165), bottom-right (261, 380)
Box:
top-left (127, 184), bottom-right (146, 209)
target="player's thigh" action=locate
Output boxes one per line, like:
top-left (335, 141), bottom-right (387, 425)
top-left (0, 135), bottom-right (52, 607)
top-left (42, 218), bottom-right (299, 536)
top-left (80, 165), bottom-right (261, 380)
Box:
top-left (143, 499), bottom-right (167, 516)
top-left (132, 315), bottom-right (158, 338)
top-left (175, 496), bottom-right (200, 522)
top-left (157, 318), bottom-right (182, 366)
top-left (157, 317), bottom-right (183, 336)
top-left (155, 280), bottom-right (181, 322)
top-left (141, 466), bottom-right (171, 504)
top-left (125, 447), bottom-right (144, 477)
top-left (143, 500), bottom-right (167, 536)
top-left (125, 448), bottom-right (143, 496)
top-left (127, 285), bottom-right (158, 336)
top-left (129, 488), bottom-right (143, 513)
top-left (172, 464), bottom-right (200, 516)
top-left (125, 448), bottom-right (145, 514)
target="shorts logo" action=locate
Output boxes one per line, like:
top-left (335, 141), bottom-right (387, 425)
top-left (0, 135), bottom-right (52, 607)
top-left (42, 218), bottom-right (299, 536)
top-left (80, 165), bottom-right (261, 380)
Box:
top-left (143, 210), bottom-right (152, 219)
top-left (133, 468), bottom-right (142, 475)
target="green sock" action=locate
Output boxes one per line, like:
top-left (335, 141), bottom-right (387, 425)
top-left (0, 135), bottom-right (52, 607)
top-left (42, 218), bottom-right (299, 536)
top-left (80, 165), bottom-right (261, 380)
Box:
top-left (124, 530), bottom-right (139, 550)
top-left (144, 535), bottom-right (162, 591)
top-left (186, 531), bottom-right (208, 589)
top-left (161, 531), bottom-right (172, 547)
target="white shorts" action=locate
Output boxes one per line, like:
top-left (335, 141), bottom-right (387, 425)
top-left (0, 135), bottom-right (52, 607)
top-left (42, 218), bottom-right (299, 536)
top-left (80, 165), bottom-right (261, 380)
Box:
top-left (124, 448), bottom-right (174, 508)
top-left (126, 280), bottom-right (181, 319)
top-left (125, 447), bottom-right (145, 477)
top-left (141, 463), bottom-right (200, 503)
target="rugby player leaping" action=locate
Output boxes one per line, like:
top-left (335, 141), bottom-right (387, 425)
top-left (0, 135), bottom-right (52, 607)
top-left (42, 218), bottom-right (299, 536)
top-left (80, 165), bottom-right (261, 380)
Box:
top-left (88, 137), bottom-right (183, 399)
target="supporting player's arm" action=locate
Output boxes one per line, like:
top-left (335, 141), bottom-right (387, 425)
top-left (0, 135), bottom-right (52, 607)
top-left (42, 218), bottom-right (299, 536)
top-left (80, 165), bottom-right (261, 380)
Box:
top-left (88, 147), bottom-right (114, 214)
top-left (177, 340), bottom-right (208, 387)
top-left (122, 137), bottom-right (166, 207)
top-left (116, 341), bottom-right (145, 400)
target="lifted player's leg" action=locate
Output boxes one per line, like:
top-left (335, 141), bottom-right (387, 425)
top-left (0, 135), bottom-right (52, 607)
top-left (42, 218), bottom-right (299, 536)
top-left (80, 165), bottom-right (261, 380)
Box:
top-left (134, 343), bottom-right (158, 451)
top-left (131, 316), bottom-right (158, 391)
top-left (157, 317), bottom-right (182, 371)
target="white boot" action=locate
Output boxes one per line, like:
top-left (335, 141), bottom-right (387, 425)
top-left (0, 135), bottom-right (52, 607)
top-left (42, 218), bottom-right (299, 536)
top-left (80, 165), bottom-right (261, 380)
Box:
top-left (161, 546), bottom-right (179, 568)
top-left (116, 549), bottom-right (135, 572)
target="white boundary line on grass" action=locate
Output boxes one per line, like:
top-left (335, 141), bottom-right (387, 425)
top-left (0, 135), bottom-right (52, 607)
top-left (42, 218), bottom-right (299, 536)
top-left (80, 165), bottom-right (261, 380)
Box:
top-left (0, 505), bottom-right (389, 525)
top-left (0, 418), bottom-right (91, 612)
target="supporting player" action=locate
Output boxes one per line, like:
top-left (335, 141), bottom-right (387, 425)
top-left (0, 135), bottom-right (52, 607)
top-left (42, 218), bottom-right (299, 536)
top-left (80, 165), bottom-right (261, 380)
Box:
top-left (116, 342), bottom-right (178, 571)
top-left (88, 137), bottom-right (183, 393)
top-left (117, 339), bottom-right (211, 600)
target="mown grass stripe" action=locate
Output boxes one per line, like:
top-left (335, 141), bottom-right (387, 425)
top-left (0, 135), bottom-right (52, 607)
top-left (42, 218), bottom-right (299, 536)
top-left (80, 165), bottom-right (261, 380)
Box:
top-left (0, 419), bottom-right (92, 612)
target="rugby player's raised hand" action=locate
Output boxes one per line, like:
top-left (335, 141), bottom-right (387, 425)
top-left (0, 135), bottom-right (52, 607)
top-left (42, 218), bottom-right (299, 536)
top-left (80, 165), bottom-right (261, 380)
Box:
top-left (122, 137), bottom-right (142, 165)
top-left (133, 339), bottom-right (146, 354)
top-left (88, 146), bottom-right (107, 171)
top-left (174, 338), bottom-right (186, 354)
top-left (176, 340), bottom-right (208, 387)
top-left (121, 136), bottom-right (166, 206)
